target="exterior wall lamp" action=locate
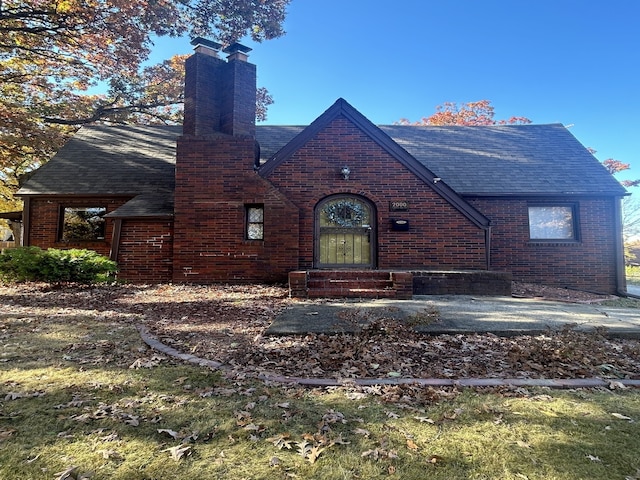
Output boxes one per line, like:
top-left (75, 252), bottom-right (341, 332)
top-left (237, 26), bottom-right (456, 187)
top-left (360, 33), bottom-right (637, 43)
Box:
top-left (341, 166), bottom-right (351, 180)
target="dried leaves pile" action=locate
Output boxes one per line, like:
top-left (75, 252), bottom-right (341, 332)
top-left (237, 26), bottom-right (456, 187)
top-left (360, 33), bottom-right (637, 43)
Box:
top-left (1, 282), bottom-right (639, 381)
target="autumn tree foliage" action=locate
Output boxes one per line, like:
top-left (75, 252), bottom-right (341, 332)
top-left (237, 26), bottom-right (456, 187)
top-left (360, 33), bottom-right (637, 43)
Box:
top-left (0, 0), bottom-right (289, 211)
top-left (598, 158), bottom-right (639, 253)
top-left (601, 159), bottom-right (640, 188)
top-left (398, 100), bottom-right (532, 126)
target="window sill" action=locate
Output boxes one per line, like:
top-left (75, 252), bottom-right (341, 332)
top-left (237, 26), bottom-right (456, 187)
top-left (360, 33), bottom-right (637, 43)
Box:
top-left (528, 240), bottom-right (581, 247)
top-left (56, 240), bottom-right (108, 245)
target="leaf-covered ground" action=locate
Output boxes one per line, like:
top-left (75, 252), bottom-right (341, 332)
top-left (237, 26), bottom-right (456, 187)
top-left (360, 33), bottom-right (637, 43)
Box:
top-left (1, 282), bottom-right (639, 382)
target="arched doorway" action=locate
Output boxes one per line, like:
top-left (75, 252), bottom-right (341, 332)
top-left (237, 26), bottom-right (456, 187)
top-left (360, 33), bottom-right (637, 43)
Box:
top-left (315, 195), bottom-right (376, 268)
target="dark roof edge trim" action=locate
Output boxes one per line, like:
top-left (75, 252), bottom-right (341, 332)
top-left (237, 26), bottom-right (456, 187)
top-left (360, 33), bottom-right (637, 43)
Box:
top-left (16, 193), bottom-right (138, 198)
top-left (104, 213), bottom-right (174, 220)
top-left (260, 98), bottom-right (490, 228)
top-left (462, 192), bottom-right (631, 198)
top-left (0, 211), bottom-right (23, 220)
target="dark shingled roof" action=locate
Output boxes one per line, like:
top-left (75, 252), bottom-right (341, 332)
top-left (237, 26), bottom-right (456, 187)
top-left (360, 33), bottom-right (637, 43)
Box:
top-left (18, 125), bottom-right (180, 196)
top-left (378, 123), bottom-right (626, 196)
top-left (19, 121), bottom-right (626, 206)
top-left (105, 193), bottom-right (174, 218)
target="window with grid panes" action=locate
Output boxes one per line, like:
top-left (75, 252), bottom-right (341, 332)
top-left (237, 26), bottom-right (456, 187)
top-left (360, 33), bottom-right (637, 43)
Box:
top-left (246, 205), bottom-right (264, 240)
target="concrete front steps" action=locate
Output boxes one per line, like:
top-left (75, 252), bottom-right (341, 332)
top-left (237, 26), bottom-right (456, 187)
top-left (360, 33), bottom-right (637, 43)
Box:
top-left (288, 270), bottom-right (512, 299)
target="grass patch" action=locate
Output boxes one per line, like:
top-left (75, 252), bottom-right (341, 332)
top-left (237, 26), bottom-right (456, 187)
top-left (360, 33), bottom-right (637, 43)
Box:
top-left (405, 306), bottom-right (440, 327)
top-left (628, 265), bottom-right (640, 287)
top-left (601, 297), bottom-right (640, 308)
top-left (1, 310), bottom-right (640, 479)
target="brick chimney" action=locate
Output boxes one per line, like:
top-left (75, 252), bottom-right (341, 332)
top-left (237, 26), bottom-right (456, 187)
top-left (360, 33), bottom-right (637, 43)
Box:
top-left (183, 37), bottom-right (256, 137)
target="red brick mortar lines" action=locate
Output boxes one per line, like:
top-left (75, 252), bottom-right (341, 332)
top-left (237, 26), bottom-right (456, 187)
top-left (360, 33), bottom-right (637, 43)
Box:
top-left (136, 324), bottom-right (640, 389)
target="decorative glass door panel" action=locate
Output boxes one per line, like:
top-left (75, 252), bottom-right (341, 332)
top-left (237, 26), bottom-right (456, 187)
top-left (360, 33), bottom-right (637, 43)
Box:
top-left (316, 196), bottom-right (375, 268)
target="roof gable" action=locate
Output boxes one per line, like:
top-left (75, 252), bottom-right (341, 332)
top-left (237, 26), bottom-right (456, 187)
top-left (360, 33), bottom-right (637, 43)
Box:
top-left (258, 98), bottom-right (490, 228)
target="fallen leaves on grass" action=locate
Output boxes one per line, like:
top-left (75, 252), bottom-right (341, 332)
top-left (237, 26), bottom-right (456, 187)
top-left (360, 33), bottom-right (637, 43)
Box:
top-left (611, 413), bottom-right (634, 421)
top-left (0, 428), bottom-right (17, 442)
top-left (265, 410), bottom-right (352, 464)
top-left (164, 445), bottom-right (192, 461)
top-left (54, 466), bottom-right (93, 480)
top-left (1, 283), bottom-right (639, 381)
top-left (625, 469), bottom-right (640, 480)
top-left (129, 355), bottom-right (165, 369)
top-left (267, 433), bottom-right (294, 450)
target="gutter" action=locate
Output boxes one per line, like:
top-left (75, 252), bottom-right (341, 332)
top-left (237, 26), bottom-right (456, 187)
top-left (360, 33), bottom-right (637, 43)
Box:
top-left (614, 196), bottom-right (628, 297)
top-left (485, 225), bottom-right (492, 270)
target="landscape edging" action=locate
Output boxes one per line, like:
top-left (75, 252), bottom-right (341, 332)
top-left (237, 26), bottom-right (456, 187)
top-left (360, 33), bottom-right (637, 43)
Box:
top-left (136, 324), bottom-right (640, 389)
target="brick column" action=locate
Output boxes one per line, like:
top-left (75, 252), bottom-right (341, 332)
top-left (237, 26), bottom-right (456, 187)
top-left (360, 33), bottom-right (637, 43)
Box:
top-left (289, 271), bottom-right (308, 298)
top-left (391, 271), bottom-right (413, 299)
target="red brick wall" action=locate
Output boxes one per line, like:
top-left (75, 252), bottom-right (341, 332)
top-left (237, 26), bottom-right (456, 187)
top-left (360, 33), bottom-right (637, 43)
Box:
top-left (469, 196), bottom-right (619, 293)
top-left (116, 219), bottom-right (174, 283)
top-left (173, 135), bottom-right (299, 283)
top-left (26, 196), bottom-right (127, 257)
top-left (263, 116), bottom-right (488, 271)
top-left (26, 116), bottom-right (620, 293)
top-left (26, 196), bottom-right (177, 284)
top-left (183, 52), bottom-right (256, 137)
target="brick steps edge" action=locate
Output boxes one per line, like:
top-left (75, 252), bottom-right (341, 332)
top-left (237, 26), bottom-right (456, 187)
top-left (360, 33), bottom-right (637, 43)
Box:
top-left (307, 288), bottom-right (396, 299)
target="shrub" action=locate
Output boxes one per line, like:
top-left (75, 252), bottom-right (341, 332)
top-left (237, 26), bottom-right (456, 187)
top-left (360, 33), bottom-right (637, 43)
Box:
top-left (0, 246), bottom-right (45, 282)
top-left (0, 247), bottom-right (117, 283)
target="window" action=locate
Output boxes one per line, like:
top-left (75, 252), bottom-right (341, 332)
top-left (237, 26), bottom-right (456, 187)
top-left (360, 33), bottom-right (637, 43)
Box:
top-left (246, 205), bottom-right (264, 240)
top-left (528, 205), bottom-right (577, 241)
top-left (60, 207), bottom-right (106, 241)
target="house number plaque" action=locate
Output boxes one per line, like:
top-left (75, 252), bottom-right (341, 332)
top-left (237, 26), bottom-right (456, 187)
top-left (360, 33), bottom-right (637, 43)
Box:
top-left (390, 201), bottom-right (409, 211)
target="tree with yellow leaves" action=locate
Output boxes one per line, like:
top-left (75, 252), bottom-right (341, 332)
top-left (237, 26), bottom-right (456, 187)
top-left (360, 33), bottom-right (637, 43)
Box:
top-left (0, 0), bottom-right (289, 209)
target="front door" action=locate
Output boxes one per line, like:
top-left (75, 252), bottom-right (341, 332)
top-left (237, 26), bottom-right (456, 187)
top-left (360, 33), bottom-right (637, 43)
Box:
top-left (315, 195), bottom-right (375, 268)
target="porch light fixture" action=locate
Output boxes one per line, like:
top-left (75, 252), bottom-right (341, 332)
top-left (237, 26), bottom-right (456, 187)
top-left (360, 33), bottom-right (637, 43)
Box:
top-left (341, 166), bottom-right (351, 180)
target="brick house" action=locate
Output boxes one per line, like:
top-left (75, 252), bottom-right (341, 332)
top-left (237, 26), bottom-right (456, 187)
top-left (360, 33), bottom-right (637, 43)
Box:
top-left (17, 40), bottom-right (628, 296)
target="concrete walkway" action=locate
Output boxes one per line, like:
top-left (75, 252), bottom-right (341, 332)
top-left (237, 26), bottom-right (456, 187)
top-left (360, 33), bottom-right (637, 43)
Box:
top-left (266, 295), bottom-right (640, 338)
top-left (137, 294), bottom-right (640, 389)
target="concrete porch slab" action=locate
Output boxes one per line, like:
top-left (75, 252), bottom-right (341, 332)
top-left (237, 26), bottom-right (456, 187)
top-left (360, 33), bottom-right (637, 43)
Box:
top-left (266, 295), bottom-right (640, 338)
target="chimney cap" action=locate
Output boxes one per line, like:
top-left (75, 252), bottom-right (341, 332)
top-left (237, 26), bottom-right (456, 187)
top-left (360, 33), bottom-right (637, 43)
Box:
top-left (190, 37), bottom-right (223, 51)
top-left (223, 42), bottom-right (252, 55)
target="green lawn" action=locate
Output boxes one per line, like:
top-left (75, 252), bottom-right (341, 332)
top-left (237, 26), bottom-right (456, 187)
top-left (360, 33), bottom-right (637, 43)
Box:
top-left (628, 265), bottom-right (640, 287)
top-left (1, 307), bottom-right (640, 479)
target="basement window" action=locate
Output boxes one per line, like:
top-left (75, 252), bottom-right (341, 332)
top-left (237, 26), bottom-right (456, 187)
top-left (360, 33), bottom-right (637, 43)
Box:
top-left (245, 205), bottom-right (264, 240)
top-left (60, 207), bottom-right (107, 241)
top-left (528, 205), bottom-right (578, 241)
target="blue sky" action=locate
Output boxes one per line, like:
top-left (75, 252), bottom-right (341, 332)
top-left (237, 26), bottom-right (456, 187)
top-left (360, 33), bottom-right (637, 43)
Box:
top-left (150, 0), bottom-right (639, 185)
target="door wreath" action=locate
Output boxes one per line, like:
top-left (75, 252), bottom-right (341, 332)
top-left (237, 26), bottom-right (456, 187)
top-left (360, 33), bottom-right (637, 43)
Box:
top-left (323, 199), bottom-right (366, 227)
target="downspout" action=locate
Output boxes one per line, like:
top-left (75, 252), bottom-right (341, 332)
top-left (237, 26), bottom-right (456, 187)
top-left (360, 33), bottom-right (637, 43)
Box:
top-left (22, 197), bottom-right (31, 246)
top-left (614, 196), bottom-right (627, 296)
top-left (110, 218), bottom-right (122, 262)
top-left (485, 225), bottom-right (492, 270)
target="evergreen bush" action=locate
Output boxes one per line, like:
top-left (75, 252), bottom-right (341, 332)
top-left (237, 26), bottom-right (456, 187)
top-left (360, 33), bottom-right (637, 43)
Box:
top-left (0, 247), bottom-right (117, 283)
